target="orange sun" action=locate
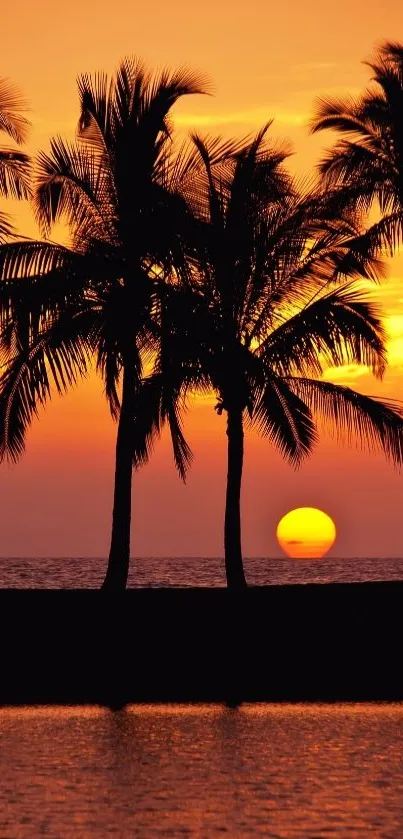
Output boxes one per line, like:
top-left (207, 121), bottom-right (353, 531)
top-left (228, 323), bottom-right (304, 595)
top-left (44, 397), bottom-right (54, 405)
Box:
top-left (276, 507), bottom-right (336, 559)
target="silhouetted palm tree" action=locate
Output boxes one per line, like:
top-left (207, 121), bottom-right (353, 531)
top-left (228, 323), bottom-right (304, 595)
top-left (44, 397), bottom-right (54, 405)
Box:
top-left (165, 127), bottom-right (403, 587)
top-left (0, 58), bottom-right (206, 590)
top-left (310, 41), bottom-right (403, 254)
top-left (0, 77), bottom-right (30, 237)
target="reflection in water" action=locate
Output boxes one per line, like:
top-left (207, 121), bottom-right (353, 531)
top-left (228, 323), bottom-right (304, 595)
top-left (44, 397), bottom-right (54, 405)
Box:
top-left (0, 704), bottom-right (402, 837)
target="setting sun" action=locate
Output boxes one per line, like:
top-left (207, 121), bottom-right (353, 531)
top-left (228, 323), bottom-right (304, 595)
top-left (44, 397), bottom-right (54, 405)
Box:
top-left (276, 507), bottom-right (336, 559)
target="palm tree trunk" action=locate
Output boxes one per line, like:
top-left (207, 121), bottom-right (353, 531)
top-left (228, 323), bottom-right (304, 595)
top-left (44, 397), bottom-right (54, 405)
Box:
top-left (101, 362), bottom-right (136, 591)
top-left (224, 407), bottom-right (247, 589)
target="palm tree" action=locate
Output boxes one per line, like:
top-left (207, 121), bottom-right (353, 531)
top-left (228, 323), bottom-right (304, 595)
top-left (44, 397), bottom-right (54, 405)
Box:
top-left (166, 127), bottom-right (403, 588)
top-left (310, 41), bottom-right (403, 255)
top-left (0, 76), bottom-right (30, 238)
top-left (0, 58), bottom-right (206, 590)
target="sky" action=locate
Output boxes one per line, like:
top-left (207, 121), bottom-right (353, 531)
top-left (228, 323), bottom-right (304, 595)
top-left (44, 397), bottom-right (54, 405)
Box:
top-left (1, 0), bottom-right (403, 558)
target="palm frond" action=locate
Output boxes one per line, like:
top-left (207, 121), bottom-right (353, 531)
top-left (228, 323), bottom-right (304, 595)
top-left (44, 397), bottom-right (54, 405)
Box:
top-left (131, 373), bottom-right (163, 468)
top-left (0, 242), bottom-right (102, 365)
top-left (77, 70), bottom-right (111, 152)
top-left (95, 286), bottom-right (133, 420)
top-left (378, 41), bottom-right (403, 64)
top-left (0, 313), bottom-right (93, 461)
top-left (318, 140), bottom-right (392, 192)
top-left (140, 63), bottom-right (210, 132)
top-left (164, 393), bottom-right (193, 481)
top-left (287, 377), bottom-right (403, 466)
top-left (0, 212), bottom-right (14, 242)
top-left (34, 137), bottom-right (114, 240)
top-left (252, 375), bottom-right (317, 466)
top-left (171, 133), bottom-right (248, 198)
top-left (259, 284), bottom-right (387, 379)
top-left (0, 239), bottom-right (74, 280)
top-left (310, 95), bottom-right (373, 137)
top-left (189, 134), bottom-right (226, 228)
top-left (130, 370), bottom-right (193, 480)
top-left (97, 339), bottom-right (122, 420)
top-left (0, 78), bottom-right (30, 145)
top-left (0, 148), bottom-right (30, 199)
top-left (355, 211), bottom-right (403, 256)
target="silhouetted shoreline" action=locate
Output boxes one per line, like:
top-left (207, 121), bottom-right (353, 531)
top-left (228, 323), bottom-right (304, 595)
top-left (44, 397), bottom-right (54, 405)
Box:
top-left (0, 580), bottom-right (402, 705)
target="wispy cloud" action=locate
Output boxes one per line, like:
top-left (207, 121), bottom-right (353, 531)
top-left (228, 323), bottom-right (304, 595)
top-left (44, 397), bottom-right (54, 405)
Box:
top-left (291, 62), bottom-right (336, 72)
top-left (173, 84), bottom-right (365, 131)
top-left (386, 314), bottom-right (403, 368)
top-left (323, 364), bottom-right (370, 385)
top-left (174, 109), bottom-right (309, 129)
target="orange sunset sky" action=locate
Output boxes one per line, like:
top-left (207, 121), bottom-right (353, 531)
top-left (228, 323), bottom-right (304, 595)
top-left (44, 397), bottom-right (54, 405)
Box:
top-left (1, 0), bottom-right (403, 558)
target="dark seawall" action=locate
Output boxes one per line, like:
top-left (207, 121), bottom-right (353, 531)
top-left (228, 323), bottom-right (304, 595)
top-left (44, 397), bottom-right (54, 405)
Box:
top-left (1, 581), bottom-right (402, 705)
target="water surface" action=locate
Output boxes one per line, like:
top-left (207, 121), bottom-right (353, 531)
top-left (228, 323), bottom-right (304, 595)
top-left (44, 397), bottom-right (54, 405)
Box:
top-left (0, 555), bottom-right (402, 588)
top-left (1, 703), bottom-right (402, 837)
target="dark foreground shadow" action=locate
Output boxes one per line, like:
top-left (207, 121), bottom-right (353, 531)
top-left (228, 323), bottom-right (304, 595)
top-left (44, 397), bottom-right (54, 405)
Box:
top-left (0, 581), bottom-right (402, 705)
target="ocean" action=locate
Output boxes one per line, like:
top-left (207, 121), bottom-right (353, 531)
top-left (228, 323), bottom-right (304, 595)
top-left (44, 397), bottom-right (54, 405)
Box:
top-left (0, 554), bottom-right (402, 588)
top-left (1, 703), bottom-right (402, 837)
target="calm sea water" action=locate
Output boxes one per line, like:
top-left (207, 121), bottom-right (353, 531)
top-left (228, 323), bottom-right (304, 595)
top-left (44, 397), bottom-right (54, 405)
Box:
top-left (0, 703), bottom-right (402, 837)
top-left (0, 555), bottom-right (402, 588)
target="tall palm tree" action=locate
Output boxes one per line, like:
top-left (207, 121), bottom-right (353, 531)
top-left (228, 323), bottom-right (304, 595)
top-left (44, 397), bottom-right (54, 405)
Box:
top-left (0, 58), bottom-right (206, 590)
top-left (310, 41), bottom-right (403, 255)
top-left (164, 127), bottom-right (403, 588)
top-left (0, 76), bottom-right (30, 237)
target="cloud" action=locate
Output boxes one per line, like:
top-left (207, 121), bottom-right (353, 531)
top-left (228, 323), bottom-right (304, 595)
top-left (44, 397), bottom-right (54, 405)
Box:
top-left (384, 314), bottom-right (403, 368)
top-left (291, 62), bottom-right (336, 71)
top-left (173, 84), bottom-right (365, 132)
top-left (323, 364), bottom-right (369, 384)
top-left (173, 109), bottom-right (309, 129)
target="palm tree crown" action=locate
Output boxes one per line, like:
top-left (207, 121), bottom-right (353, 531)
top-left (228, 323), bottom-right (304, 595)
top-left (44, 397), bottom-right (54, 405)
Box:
top-left (0, 57), bottom-right (207, 589)
top-left (163, 126), bottom-right (403, 585)
top-left (311, 41), bottom-right (403, 254)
